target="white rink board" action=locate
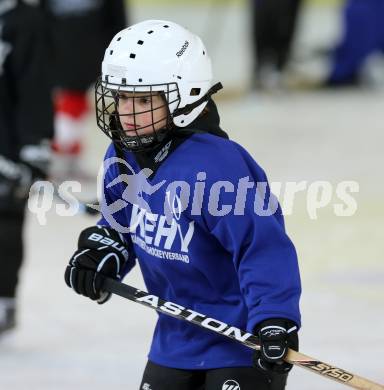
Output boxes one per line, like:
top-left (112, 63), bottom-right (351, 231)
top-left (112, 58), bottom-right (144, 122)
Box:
top-left (129, 1), bottom-right (343, 91)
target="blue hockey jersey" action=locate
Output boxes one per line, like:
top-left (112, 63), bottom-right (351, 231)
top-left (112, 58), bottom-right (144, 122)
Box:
top-left (98, 101), bottom-right (301, 369)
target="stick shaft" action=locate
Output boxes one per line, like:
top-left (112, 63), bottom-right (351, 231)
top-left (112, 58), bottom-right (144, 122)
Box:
top-left (103, 278), bottom-right (384, 390)
top-left (286, 350), bottom-right (384, 390)
top-left (51, 183), bottom-right (99, 216)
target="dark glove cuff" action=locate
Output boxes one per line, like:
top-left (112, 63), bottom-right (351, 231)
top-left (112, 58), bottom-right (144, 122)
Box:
top-left (254, 318), bottom-right (299, 353)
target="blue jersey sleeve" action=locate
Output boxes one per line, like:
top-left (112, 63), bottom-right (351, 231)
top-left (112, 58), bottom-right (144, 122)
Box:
top-left (97, 143), bottom-right (137, 278)
top-left (197, 141), bottom-right (301, 332)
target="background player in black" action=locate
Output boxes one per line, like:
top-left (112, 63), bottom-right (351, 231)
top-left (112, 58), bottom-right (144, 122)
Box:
top-left (250, 0), bottom-right (302, 90)
top-left (43, 0), bottom-right (127, 178)
top-left (0, 0), bottom-right (53, 335)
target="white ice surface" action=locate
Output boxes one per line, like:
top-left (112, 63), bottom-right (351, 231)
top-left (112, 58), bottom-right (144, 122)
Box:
top-left (1, 88), bottom-right (383, 390)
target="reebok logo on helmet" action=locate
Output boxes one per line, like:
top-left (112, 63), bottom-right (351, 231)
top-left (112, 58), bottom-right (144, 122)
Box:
top-left (176, 40), bottom-right (189, 57)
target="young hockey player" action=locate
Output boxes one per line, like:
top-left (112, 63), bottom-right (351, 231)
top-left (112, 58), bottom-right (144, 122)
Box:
top-left (64, 20), bottom-right (301, 390)
top-left (326, 0), bottom-right (384, 87)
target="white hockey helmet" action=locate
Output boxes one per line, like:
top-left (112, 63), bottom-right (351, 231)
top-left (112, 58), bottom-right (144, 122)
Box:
top-left (95, 19), bottom-right (222, 151)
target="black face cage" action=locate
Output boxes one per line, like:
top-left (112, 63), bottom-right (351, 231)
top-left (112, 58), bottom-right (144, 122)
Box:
top-left (95, 77), bottom-right (181, 152)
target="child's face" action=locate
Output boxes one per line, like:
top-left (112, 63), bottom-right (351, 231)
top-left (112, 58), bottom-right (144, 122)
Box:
top-left (117, 91), bottom-right (168, 136)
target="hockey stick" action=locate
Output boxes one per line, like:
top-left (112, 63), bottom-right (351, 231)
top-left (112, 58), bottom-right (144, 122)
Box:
top-left (51, 184), bottom-right (98, 216)
top-left (29, 180), bottom-right (100, 216)
top-left (75, 199), bottom-right (99, 216)
top-left (102, 277), bottom-right (384, 390)
top-left (50, 182), bottom-right (100, 216)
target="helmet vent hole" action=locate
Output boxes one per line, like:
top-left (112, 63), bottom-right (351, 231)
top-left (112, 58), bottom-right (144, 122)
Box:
top-left (190, 88), bottom-right (201, 96)
top-left (137, 40), bottom-right (144, 45)
top-left (110, 50), bottom-right (113, 55)
top-left (181, 120), bottom-right (185, 124)
top-left (203, 50), bottom-right (205, 55)
top-left (130, 53), bottom-right (136, 59)
top-left (138, 78), bottom-right (143, 82)
top-left (117, 37), bottom-right (121, 41)
top-left (177, 76), bottom-right (182, 80)
top-left (122, 78), bottom-right (127, 85)
top-left (163, 25), bottom-right (169, 28)
top-left (147, 30), bottom-right (154, 34)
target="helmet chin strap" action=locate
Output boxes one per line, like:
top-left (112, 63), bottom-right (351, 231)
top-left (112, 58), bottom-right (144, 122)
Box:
top-left (120, 122), bottom-right (171, 152)
top-left (172, 82), bottom-right (223, 117)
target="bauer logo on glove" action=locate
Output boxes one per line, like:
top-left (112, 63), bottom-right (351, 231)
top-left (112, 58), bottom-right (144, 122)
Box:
top-left (65, 225), bottom-right (134, 304)
top-left (87, 232), bottom-right (129, 259)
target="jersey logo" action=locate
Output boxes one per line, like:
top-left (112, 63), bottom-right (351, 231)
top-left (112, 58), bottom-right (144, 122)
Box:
top-left (141, 383), bottom-right (152, 390)
top-left (166, 190), bottom-right (182, 221)
top-left (154, 140), bottom-right (172, 163)
top-left (222, 379), bottom-right (241, 390)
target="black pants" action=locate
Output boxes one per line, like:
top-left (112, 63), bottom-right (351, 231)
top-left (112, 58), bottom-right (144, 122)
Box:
top-left (0, 209), bottom-right (25, 298)
top-left (251, 0), bottom-right (302, 74)
top-left (140, 361), bottom-right (288, 390)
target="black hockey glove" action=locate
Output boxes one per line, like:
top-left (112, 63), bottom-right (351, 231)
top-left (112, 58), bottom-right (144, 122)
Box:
top-left (64, 225), bottom-right (129, 304)
top-left (0, 143), bottom-right (50, 202)
top-left (253, 318), bottom-right (299, 375)
top-left (0, 155), bottom-right (33, 204)
top-left (18, 142), bottom-right (51, 181)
